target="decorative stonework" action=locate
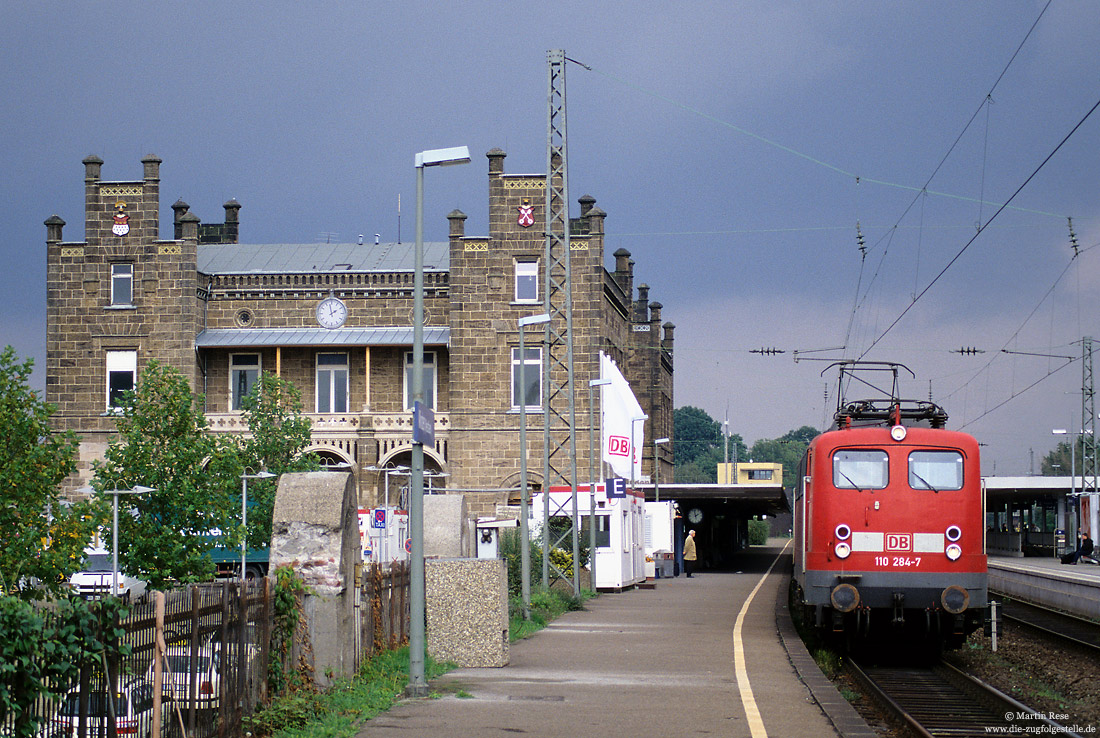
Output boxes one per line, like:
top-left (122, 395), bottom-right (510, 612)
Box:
top-left (570, 240), bottom-right (589, 250)
top-left (503, 178), bottom-right (545, 190)
top-left (60, 247), bottom-right (84, 258)
top-left (464, 241), bottom-right (489, 252)
top-left (158, 244), bottom-right (182, 255)
top-left (100, 185), bottom-right (143, 197)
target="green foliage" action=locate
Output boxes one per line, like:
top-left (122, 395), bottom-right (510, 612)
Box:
top-left (509, 587), bottom-right (586, 641)
top-left (93, 361), bottom-right (239, 588)
top-left (747, 519), bottom-right (770, 545)
top-left (269, 565), bottom-right (309, 697)
top-left (237, 372), bottom-right (320, 550)
top-left (1041, 439), bottom-right (1084, 476)
top-left (499, 528), bottom-right (543, 598)
top-left (246, 647), bottom-right (453, 738)
top-left (0, 595), bottom-right (131, 738)
top-left (672, 405), bottom-right (817, 491)
top-left (0, 346), bottom-right (103, 598)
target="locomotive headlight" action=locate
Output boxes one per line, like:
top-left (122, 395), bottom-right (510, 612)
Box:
top-left (890, 425), bottom-right (907, 442)
top-left (945, 525), bottom-right (962, 542)
top-left (835, 542), bottom-right (852, 559)
top-left (945, 543), bottom-right (963, 561)
top-left (835, 524), bottom-right (851, 540)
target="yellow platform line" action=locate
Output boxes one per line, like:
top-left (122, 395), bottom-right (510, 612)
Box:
top-left (733, 540), bottom-right (792, 738)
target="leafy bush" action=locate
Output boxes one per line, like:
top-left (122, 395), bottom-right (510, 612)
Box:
top-left (0, 595), bottom-right (130, 738)
top-left (748, 518), bottom-right (770, 545)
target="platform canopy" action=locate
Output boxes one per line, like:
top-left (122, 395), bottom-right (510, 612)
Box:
top-left (634, 482), bottom-right (788, 516)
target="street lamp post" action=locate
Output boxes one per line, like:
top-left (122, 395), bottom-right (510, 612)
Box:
top-left (630, 415), bottom-right (648, 491)
top-left (104, 485), bottom-right (155, 597)
top-left (588, 378), bottom-right (611, 593)
top-left (240, 471), bottom-right (276, 582)
top-left (1053, 428), bottom-right (1082, 549)
top-left (653, 438), bottom-right (670, 502)
top-left (518, 313), bottom-right (550, 618)
top-left (409, 146), bottom-right (470, 698)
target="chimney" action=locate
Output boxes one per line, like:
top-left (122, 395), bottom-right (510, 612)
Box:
top-left (82, 155), bottom-right (103, 183)
top-left (613, 247), bottom-right (633, 297)
top-left (45, 215), bottom-right (65, 243)
top-left (141, 154), bottom-right (162, 182)
top-left (635, 283), bottom-right (650, 322)
top-left (487, 148), bottom-right (506, 176)
top-left (649, 300), bottom-right (662, 326)
top-left (578, 194), bottom-right (596, 217)
top-left (179, 211), bottom-right (200, 243)
top-left (172, 199), bottom-right (190, 240)
top-left (662, 323), bottom-right (676, 353)
top-left (448, 209), bottom-right (467, 241)
top-left (223, 198), bottom-right (241, 243)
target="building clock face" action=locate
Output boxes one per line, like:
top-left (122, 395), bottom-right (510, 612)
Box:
top-left (687, 508), bottom-right (703, 524)
top-left (316, 296), bottom-right (347, 329)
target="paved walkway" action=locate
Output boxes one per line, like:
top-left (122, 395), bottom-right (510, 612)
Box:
top-left (355, 541), bottom-right (841, 738)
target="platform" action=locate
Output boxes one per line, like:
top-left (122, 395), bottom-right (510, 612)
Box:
top-left (354, 541), bottom-right (872, 738)
top-left (988, 554), bottom-right (1100, 619)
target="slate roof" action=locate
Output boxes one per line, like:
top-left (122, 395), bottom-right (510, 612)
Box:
top-left (197, 241), bottom-right (450, 274)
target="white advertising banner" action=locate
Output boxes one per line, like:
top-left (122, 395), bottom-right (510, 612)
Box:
top-left (599, 351), bottom-right (645, 481)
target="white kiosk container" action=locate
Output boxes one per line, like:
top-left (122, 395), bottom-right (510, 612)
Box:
top-left (645, 501), bottom-right (676, 578)
top-left (358, 506), bottom-right (410, 566)
top-left (531, 484), bottom-right (647, 591)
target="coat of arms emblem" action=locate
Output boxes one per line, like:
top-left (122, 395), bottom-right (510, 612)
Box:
top-left (112, 201), bottom-right (130, 236)
top-left (517, 198), bottom-right (534, 228)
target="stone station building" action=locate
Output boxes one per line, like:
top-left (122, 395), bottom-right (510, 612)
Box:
top-left (44, 151), bottom-right (674, 516)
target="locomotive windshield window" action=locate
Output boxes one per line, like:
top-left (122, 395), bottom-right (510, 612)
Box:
top-left (908, 451), bottom-right (963, 491)
top-left (833, 450), bottom-right (888, 489)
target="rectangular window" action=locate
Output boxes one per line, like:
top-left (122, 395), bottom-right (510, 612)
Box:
top-left (747, 469), bottom-right (774, 480)
top-left (511, 347), bottom-right (542, 409)
top-left (515, 260), bottom-right (539, 303)
top-left (105, 350), bottom-right (136, 409)
top-left (833, 449), bottom-right (888, 490)
top-left (580, 514), bottom-right (612, 549)
top-left (110, 263), bottom-right (133, 306)
top-left (316, 352), bottom-right (349, 413)
top-left (909, 450), bottom-right (963, 491)
top-left (404, 351), bottom-right (436, 410)
top-left (230, 353), bottom-right (260, 411)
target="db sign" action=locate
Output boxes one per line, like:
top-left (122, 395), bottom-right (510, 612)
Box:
top-left (607, 435), bottom-right (630, 458)
top-left (886, 533), bottom-right (912, 552)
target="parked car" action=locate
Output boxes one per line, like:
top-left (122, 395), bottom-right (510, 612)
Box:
top-left (146, 646), bottom-right (221, 710)
top-left (48, 675), bottom-right (163, 738)
top-left (69, 550), bottom-right (147, 601)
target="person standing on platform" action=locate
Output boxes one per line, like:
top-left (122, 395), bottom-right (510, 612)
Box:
top-left (684, 529), bottom-right (698, 577)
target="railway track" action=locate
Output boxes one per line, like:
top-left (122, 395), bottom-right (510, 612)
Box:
top-left (847, 658), bottom-right (1085, 738)
top-left (996, 597), bottom-right (1100, 655)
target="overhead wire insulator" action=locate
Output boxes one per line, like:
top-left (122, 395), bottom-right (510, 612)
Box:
top-left (1069, 217), bottom-right (1079, 258)
top-left (951, 347), bottom-right (985, 356)
top-left (856, 221), bottom-right (866, 258)
top-left (750, 347), bottom-right (785, 356)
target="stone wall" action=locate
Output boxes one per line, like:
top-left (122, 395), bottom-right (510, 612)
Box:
top-left (426, 558), bottom-right (508, 667)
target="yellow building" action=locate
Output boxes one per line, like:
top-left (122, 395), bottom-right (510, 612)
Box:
top-left (717, 462), bottom-right (783, 485)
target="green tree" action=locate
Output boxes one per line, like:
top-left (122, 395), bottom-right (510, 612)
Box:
top-left (672, 406), bottom-right (747, 482)
top-left (0, 347), bottom-right (101, 598)
top-left (748, 426), bottom-right (818, 489)
top-left (93, 361), bottom-right (238, 588)
top-left (236, 372), bottom-right (319, 550)
top-left (1040, 439), bottom-right (1082, 476)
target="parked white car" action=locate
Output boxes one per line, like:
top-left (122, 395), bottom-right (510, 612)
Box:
top-left (48, 675), bottom-right (163, 738)
top-left (69, 551), bottom-right (147, 601)
top-left (147, 646), bottom-right (221, 710)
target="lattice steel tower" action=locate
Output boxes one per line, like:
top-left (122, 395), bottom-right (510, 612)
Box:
top-left (540, 49), bottom-right (582, 594)
top-left (1082, 337), bottom-right (1097, 534)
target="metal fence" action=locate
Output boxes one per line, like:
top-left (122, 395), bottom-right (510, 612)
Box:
top-left (23, 579), bottom-right (270, 738)
top-left (7, 565), bottom-right (410, 738)
top-left (358, 561), bottom-right (410, 662)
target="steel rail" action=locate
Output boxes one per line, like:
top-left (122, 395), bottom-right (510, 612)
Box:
top-left (997, 597), bottom-right (1100, 655)
top-left (847, 658), bottom-right (1084, 738)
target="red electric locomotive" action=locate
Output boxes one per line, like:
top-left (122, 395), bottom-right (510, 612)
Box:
top-left (792, 363), bottom-right (987, 649)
